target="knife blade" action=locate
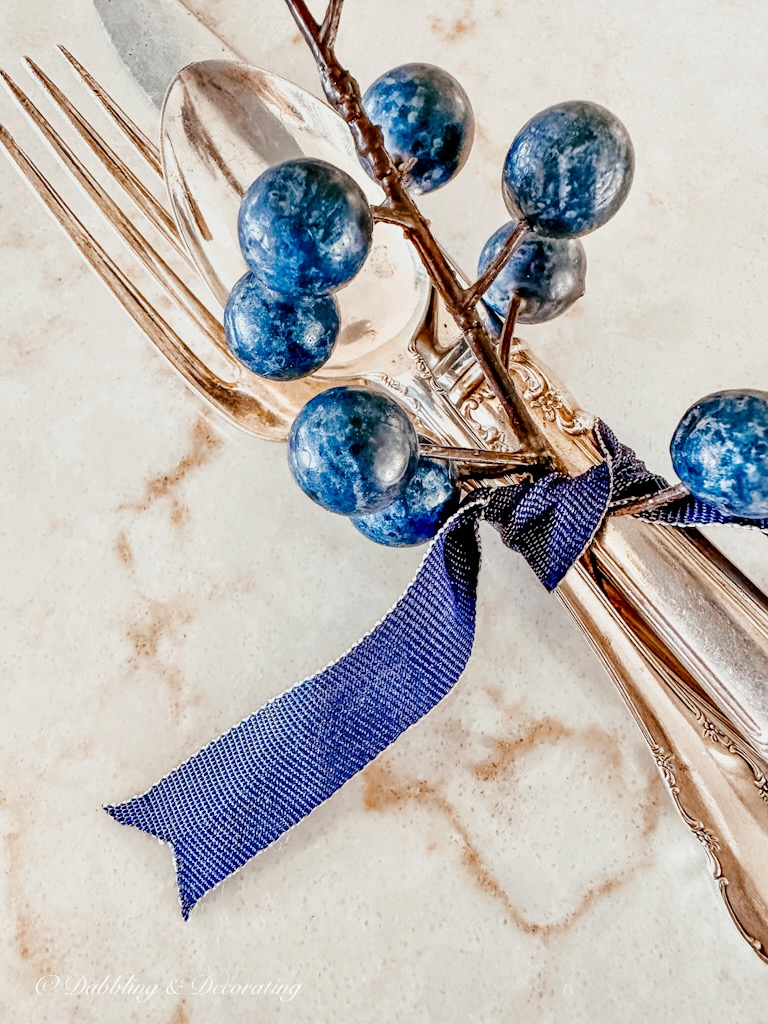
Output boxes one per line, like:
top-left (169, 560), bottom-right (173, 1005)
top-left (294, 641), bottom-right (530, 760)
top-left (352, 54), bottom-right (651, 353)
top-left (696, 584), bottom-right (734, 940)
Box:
top-left (93, 0), bottom-right (242, 106)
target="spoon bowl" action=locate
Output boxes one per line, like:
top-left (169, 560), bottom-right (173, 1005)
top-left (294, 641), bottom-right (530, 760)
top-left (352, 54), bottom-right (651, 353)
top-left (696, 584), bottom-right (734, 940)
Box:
top-left (160, 60), bottom-right (431, 378)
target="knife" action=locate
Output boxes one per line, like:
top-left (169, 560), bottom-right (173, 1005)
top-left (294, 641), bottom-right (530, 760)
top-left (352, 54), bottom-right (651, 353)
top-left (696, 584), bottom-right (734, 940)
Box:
top-left (93, 0), bottom-right (243, 106)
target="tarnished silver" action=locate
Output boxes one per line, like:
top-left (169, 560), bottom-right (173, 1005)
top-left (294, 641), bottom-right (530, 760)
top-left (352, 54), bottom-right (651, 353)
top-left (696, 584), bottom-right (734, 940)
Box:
top-left (3, 49), bottom-right (768, 960)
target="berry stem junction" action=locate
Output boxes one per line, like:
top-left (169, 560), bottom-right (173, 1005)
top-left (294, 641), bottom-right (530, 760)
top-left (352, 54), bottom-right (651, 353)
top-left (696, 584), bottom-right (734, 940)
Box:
top-left (283, 0), bottom-right (544, 455)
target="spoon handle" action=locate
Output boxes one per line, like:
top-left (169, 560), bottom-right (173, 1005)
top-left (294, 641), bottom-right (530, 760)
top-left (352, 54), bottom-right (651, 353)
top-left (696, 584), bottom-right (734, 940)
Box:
top-left (590, 516), bottom-right (768, 759)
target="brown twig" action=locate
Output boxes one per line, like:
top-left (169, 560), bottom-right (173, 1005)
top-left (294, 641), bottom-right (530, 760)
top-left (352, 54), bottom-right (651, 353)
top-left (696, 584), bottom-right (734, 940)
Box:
top-left (611, 483), bottom-right (690, 517)
top-left (319, 0), bottom-right (344, 47)
top-left (463, 219), bottom-right (527, 309)
top-left (370, 203), bottom-right (420, 232)
top-left (498, 295), bottom-right (521, 368)
top-left (282, 0), bottom-right (546, 454)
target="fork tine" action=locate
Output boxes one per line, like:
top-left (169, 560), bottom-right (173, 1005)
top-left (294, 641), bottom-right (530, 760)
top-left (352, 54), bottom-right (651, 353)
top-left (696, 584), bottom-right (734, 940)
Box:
top-left (1, 69), bottom-right (237, 366)
top-left (57, 45), bottom-right (162, 178)
top-left (22, 56), bottom-right (187, 261)
top-left (0, 119), bottom-right (290, 435)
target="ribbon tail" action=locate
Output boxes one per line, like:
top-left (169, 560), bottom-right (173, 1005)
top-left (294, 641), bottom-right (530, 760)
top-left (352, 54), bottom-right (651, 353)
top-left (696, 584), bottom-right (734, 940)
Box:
top-left (102, 804), bottom-right (223, 920)
top-left (105, 511), bottom-right (484, 918)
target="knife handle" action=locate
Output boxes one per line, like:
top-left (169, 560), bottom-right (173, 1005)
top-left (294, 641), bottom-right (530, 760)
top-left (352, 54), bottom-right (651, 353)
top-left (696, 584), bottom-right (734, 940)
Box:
top-left (559, 560), bottom-right (768, 963)
top-left (486, 341), bottom-right (768, 763)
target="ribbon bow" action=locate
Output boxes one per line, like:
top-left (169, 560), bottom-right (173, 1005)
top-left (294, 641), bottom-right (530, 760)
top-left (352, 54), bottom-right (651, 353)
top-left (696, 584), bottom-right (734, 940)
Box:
top-left (106, 422), bottom-right (766, 917)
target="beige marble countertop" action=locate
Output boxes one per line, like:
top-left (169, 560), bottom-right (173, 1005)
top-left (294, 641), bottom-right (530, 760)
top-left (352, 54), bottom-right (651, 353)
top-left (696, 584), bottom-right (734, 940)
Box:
top-left (3, 0), bottom-right (768, 1020)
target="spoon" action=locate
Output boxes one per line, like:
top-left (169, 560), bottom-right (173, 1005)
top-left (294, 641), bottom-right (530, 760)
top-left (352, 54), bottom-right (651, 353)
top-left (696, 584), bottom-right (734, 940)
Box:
top-left (160, 59), bottom-right (495, 449)
top-left (160, 58), bottom-right (768, 960)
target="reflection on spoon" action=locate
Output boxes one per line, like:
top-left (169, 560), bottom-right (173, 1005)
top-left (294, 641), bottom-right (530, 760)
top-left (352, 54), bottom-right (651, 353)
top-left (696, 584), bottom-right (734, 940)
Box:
top-left (160, 60), bottom-right (431, 377)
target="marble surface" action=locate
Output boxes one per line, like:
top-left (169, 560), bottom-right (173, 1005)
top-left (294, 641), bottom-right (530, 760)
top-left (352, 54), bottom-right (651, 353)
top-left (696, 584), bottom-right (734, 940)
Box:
top-left (3, 0), bottom-right (768, 1020)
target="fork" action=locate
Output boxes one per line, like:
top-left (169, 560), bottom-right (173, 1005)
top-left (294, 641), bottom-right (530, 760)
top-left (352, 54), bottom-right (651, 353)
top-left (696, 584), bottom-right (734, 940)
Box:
top-left (4, 48), bottom-right (768, 959)
top-left (1, 50), bottom-right (526, 474)
top-left (0, 48), bottom-right (313, 440)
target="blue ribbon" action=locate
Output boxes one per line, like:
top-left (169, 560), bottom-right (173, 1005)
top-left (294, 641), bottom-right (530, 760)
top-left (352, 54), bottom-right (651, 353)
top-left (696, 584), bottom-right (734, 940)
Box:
top-left (106, 422), bottom-right (767, 917)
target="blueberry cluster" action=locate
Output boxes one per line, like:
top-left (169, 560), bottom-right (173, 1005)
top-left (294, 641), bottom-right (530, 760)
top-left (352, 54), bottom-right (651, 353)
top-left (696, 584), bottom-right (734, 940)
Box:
top-left (225, 63), bottom-right (768, 535)
top-left (226, 157), bottom-right (372, 380)
top-left (289, 386), bottom-right (460, 545)
top-left (227, 146), bottom-right (460, 546)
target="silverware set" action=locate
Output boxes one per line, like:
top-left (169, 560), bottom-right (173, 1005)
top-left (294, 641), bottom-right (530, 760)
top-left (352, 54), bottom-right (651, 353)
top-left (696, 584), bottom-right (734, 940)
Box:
top-left (4, 45), bottom-right (768, 960)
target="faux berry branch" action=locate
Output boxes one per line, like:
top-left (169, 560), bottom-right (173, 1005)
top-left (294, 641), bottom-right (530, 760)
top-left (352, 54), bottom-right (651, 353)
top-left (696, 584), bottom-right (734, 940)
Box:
top-left (223, 0), bottom-right (768, 542)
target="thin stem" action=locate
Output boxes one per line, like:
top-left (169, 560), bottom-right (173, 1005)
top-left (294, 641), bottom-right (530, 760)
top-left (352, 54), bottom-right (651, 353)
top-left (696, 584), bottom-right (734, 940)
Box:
top-left (320, 0), bottom-right (344, 46)
top-left (462, 219), bottom-right (527, 309)
top-left (611, 483), bottom-right (690, 517)
top-left (370, 203), bottom-right (419, 232)
top-left (420, 443), bottom-right (542, 470)
top-left (498, 295), bottom-right (521, 368)
top-left (282, 0), bottom-right (546, 454)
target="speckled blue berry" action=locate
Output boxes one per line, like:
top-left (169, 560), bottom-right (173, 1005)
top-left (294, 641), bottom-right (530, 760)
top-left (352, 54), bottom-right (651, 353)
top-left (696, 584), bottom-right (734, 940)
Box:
top-left (477, 220), bottom-right (587, 324)
top-left (503, 101), bottom-right (634, 238)
top-left (671, 389), bottom-right (768, 518)
top-left (238, 158), bottom-right (373, 297)
top-left (224, 272), bottom-right (339, 380)
top-left (351, 445), bottom-right (460, 546)
top-left (362, 63), bottom-right (474, 195)
top-left (288, 386), bottom-right (418, 515)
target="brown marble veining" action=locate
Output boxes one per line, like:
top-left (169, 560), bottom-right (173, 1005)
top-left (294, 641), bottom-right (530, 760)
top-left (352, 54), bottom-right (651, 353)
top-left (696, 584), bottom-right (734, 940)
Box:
top-left (363, 681), bottom-right (664, 941)
top-left (119, 417), bottom-right (223, 528)
top-left (4, 0), bottom-right (768, 1021)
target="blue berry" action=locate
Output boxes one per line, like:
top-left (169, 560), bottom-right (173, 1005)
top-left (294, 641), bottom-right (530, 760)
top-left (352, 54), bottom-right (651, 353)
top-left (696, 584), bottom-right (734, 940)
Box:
top-left (670, 389), bottom-right (768, 518)
top-left (288, 386), bottom-right (418, 515)
top-left (503, 101), bottom-right (634, 238)
top-left (224, 272), bottom-right (339, 380)
top-left (238, 158), bottom-right (373, 297)
top-left (362, 63), bottom-right (474, 194)
top-left (351, 447), bottom-right (460, 546)
top-left (477, 221), bottom-right (587, 323)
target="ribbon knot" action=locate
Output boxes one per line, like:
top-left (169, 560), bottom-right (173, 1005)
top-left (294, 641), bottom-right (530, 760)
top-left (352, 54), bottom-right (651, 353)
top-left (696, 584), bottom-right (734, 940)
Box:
top-left (106, 420), bottom-right (766, 917)
top-left (476, 421), bottom-right (664, 590)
